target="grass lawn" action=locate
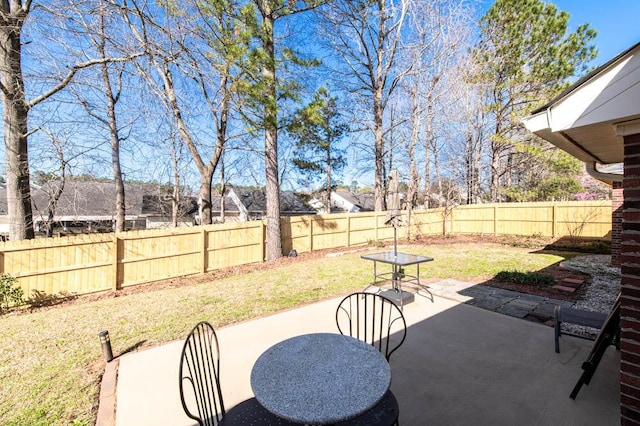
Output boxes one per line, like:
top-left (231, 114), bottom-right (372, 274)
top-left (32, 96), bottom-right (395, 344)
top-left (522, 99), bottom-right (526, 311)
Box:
top-left (0, 240), bottom-right (582, 425)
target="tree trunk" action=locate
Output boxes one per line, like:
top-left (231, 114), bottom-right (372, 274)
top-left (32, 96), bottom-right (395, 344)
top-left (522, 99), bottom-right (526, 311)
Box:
top-left (472, 131), bottom-right (481, 203)
top-left (434, 147), bottom-right (442, 208)
top-left (261, 5), bottom-right (282, 261)
top-left (0, 8), bottom-right (34, 240)
top-left (172, 143), bottom-right (180, 228)
top-left (490, 144), bottom-right (500, 202)
top-left (406, 86), bottom-right (419, 239)
top-left (98, 52), bottom-right (126, 232)
top-left (44, 179), bottom-right (65, 238)
top-left (219, 157), bottom-right (226, 223)
top-left (424, 103), bottom-right (433, 208)
top-left (373, 91), bottom-right (385, 211)
top-left (199, 170), bottom-right (214, 225)
top-left (326, 140), bottom-right (332, 214)
top-left (172, 182), bottom-right (179, 227)
top-left (373, 15), bottom-right (385, 212)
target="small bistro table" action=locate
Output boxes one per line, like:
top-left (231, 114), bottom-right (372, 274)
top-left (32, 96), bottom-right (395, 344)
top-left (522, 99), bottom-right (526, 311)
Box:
top-left (361, 251), bottom-right (434, 305)
top-left (250, 333), bottom-right (391, 425)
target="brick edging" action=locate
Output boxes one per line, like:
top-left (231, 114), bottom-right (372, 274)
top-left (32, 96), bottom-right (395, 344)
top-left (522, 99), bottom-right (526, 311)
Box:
top-left (96, 358), bottom-right (119, 426)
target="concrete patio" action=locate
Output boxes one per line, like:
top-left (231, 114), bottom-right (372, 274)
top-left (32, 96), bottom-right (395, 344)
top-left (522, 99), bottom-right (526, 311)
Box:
top-left (105, 291), bottom-right (620, 425)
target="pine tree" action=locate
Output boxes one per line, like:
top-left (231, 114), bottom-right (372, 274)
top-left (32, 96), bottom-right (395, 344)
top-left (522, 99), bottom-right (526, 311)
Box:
top-left (475, 0), bottom-right (597, 202)
top-left (288, 87), bottom-right (348, 213)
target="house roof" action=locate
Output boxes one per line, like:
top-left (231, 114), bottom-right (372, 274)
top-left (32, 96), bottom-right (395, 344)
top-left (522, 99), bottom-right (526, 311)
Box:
top-left (214, 189), bottom-right (315, 215)
top-left (141, 195), bottom-right (198, 216)
top-left (30, 181), bottom-right (162, 220)
top-left (1, 184), bottom-right (315, 222)
top-left (211, 194), bottom-right (240, 212)
top-left (332, 191), bottom-right (375, 212)
top-left (523, 41), bottom-right (640, 165)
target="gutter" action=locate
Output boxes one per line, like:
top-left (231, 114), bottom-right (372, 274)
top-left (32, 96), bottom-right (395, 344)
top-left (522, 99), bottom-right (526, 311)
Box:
top-left (585, 162), bottom-right (623, 185)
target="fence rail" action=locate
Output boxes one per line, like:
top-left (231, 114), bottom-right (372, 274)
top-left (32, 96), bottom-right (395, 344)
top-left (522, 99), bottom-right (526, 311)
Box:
top-left (0, 201), bottom-right (612, 298)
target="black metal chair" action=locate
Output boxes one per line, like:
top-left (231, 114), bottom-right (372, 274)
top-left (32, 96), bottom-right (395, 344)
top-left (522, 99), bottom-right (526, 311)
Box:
top-left (336, 292), bottom-right (407, 361)
top-left (335, 292), bottom-right (405, 426)
top-left (179, 321), bottom-right (297, 426)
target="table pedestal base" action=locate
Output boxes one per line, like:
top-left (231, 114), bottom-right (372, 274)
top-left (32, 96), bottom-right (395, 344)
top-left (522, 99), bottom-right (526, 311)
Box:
top-left (380, 289), bottom-right (415, 307)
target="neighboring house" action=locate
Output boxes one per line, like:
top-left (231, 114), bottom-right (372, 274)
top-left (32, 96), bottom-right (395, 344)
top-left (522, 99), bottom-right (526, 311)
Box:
top-left (209, 189), bottom-right (247, 223)
top-left (25, 181), bottom-right (196, 234)
top-left (307, 197), bottom-right (327, 213)
top-left (523, 42), bottom-right (640, 422)
top-left (326, 190), bottom-right (458, 213)
top-left (1, 183), bottom-right (316, 236)
top-left (140, 195), bottom-right (198, 229)
top-left (208, 188), bottom-right (316, 223)
top-left (330, 191), bottom-right (375, 213)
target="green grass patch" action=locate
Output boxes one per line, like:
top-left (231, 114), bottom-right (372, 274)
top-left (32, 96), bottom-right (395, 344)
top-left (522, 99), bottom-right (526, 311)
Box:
top-left (0, 242), bottom-right (581, 425)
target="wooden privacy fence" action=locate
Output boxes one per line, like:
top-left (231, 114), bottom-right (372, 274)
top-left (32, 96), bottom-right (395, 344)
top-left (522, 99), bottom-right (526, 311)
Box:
top-left (447, 201), bottom-right (612, 238)
top-left (0, 201), bottom-right (612, 298)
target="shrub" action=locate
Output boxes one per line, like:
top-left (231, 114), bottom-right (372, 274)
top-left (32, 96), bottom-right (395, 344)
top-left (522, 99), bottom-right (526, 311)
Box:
top-left (367, 239), bottom-right (385, 247)
top-left (0, 273), bottom-right (24, 313)
top-left (494, 270), bottom-right (556, 286)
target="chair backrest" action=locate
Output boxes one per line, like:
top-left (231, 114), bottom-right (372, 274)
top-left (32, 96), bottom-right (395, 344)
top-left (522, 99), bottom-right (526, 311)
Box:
top-left (179, 321), bottom-right (225, 426)
top-left (336, 292), bottom-right (407, 361)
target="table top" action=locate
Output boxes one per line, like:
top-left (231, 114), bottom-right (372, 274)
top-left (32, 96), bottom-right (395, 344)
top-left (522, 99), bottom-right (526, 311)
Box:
top-left (361, 251), bottom-right (434, 266)
top-left (250, 333), bottom-right (391, 424)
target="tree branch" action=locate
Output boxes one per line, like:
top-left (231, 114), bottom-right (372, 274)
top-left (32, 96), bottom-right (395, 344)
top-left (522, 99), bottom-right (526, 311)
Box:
top-left (27, 53), bottom-right (143, 108)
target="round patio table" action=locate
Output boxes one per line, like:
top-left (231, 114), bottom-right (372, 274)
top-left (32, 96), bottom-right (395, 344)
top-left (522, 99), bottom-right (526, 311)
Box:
top-left (250, 333), bottom-right (391, 425)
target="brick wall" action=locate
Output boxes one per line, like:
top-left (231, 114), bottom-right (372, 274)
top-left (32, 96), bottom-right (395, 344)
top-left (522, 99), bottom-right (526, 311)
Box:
top-left (614, 181), bottom-right (624, 266)
top-left (622, 133), bottom-right (640, 425)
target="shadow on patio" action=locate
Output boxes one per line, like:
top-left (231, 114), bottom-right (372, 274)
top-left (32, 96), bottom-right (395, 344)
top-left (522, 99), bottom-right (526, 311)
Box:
top-left (107, 292), bottom-right (619, 425)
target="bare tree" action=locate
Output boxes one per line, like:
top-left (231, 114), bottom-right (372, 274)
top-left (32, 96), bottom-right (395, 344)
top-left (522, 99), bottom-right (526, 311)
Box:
top-left (32, 129), bottom-right (69, 237)
top-left (392, 0), bottom-right (474, 231)
top-left (321, 0), bottom-right (409, 212)
top-left (64, 1), bottom-right (141, 232)
top-left (459, 70), bottom-right (490, 204)
top-left (120, 0), bottom-right (237, 225)
top-left (0, 1), bottom-right (140, 240)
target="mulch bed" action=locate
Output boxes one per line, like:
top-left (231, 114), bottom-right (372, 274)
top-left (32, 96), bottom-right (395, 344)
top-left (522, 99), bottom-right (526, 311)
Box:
top-left (481, 266), bottom-right (591, 301)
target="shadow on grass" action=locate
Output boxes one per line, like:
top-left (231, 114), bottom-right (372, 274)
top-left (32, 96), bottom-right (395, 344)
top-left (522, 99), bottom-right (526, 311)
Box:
top-left (28, 290), bottom-right (78, 308)
top-left (117, 340), bottom-right (148, 359)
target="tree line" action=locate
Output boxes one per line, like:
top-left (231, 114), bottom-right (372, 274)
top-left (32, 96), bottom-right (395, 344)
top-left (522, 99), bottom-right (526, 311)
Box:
top-left (1, 0), bottom-right (597, 260)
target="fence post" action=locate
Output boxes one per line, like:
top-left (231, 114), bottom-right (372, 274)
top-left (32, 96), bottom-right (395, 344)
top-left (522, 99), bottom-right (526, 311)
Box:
top-left (201, 227), bottom-right (207, 274)
top-left (494, 206), bottom-right (498, 236)
top-left (309, 218), bottom-right (314, 253)
top-left (347, 215), bottom-right (351, 247)
top-left (375, 212), bottom-right (379, 242)
top-left (112, 234), bottom-right (119, 292)
top-left (261, 220), bottom-right (266, 262)
top-left (552, 204), bottom-right (558, 238)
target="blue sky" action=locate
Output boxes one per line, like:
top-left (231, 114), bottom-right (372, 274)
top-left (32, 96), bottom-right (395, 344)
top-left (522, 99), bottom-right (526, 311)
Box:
top-left (549, 0), bottom-right (640, 66)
